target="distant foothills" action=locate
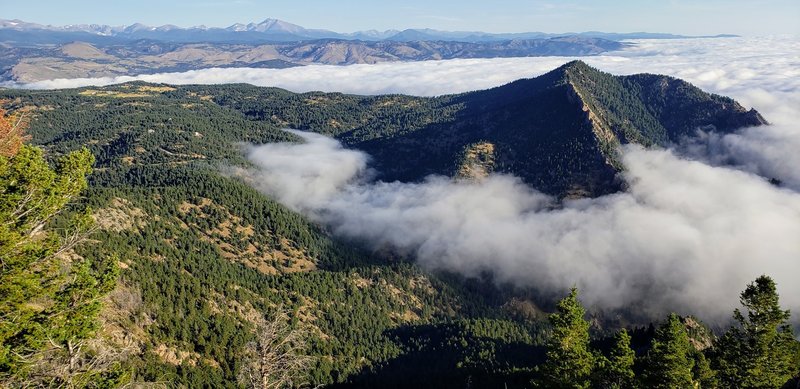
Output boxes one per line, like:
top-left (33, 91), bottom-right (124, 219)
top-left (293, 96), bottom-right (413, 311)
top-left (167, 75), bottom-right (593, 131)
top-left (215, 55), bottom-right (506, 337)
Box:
top-left (0, 18), bottom-right (737, 83)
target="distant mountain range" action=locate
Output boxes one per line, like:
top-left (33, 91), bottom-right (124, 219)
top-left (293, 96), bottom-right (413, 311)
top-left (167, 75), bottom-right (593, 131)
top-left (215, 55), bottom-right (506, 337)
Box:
top-left (0, 18), bottom-right (738, 44)
top-left (0, 38), bottom-right (624, 83)
top-left (0, 18), bottom-right (738, 83)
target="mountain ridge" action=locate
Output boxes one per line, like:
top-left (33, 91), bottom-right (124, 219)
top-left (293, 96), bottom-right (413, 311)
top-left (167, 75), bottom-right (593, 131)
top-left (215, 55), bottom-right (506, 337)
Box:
top-left (0, 17), bottom-right (739, 44)
top-left (201, 60), bottom-right (766, 197)
top-left (0, 18), bottom-right (740, 84)
top-left (0, 38), bottom-right (625, 83)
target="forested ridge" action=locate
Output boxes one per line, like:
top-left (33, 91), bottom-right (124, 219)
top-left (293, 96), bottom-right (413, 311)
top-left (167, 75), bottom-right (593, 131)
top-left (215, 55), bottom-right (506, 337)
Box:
top-left (0, 63), bottom-right (796, 388)
top-left (0, 85), bottom-right (549, 387)
top-left (197, 60), bottom-right (766, 197)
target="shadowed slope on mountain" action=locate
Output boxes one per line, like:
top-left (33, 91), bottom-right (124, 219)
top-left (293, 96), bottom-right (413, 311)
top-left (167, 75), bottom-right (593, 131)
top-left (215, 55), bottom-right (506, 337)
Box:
top-left (334, 61), bottom-right (767, 196)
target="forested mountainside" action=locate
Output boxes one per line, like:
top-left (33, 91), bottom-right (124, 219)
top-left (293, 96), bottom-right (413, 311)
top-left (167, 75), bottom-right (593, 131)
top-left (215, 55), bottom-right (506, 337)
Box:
top-left (204, 60), bottom-right (766, 196)
top-left (0, 62), bottom-right (794, 388)
top-left (0, 84), bottom-right (550, 387)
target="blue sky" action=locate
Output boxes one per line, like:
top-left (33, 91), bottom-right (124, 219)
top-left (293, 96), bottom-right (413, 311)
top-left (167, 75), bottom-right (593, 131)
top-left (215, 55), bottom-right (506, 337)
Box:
top-left (3, 0), bottom-right (799, 36)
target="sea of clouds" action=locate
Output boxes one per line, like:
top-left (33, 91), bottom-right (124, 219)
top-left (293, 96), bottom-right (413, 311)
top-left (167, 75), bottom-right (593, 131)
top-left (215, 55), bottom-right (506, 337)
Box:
top-left (247, 133), bottom-right (800, 323)
top-left (15, 36), bottom-right (800, 322)
top-left (242, 36), bottom-right (800, 322)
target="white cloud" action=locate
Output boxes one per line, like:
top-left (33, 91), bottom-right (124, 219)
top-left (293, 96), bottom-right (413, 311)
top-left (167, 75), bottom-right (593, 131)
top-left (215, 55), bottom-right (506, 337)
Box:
top-left (248, 132), bottom-right (800, 322)
top-left (244, 130), bottom-right (370, 209)
top-left (241, 36), bottom-right (800, 321)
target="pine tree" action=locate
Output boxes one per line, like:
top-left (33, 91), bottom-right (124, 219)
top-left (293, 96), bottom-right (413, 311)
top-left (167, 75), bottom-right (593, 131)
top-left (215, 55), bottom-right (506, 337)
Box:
top-left (594, 329), bottom-right (636, 389)
top-left (535, 287), bottom-right (594, 389)
top-left (692, 350), bottom-right (718, 389)
top-left (714, 275), bottom-right (799, 388)
top-left (640, 313), bottom-right (695, 389)
top-left (0, 143), bottom-right (120, 386)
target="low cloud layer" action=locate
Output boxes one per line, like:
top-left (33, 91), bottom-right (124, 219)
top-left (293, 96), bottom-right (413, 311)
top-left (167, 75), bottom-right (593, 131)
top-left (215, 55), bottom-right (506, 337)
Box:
top-left (12, 37), bottom-right (799, 104)
top-left (680, 124), bottom-right (800, 192)
top-left (248, 131), bottom-right (800, 322)
top-left (240, 37), bottom-right (800, 321)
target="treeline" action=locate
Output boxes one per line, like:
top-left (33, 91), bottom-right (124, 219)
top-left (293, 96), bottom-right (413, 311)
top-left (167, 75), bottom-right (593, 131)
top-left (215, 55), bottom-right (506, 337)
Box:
top-left (535, 277), bottom-right (800, 389)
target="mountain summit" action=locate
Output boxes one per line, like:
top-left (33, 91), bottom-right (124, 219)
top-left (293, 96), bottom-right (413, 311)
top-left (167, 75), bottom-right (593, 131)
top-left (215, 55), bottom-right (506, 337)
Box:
top-left (211, 61), bottom-right (766, 197)
top-left (355, 60), bottom-right (766, 196)
top-left (235, 18), bottom-right (318, 35)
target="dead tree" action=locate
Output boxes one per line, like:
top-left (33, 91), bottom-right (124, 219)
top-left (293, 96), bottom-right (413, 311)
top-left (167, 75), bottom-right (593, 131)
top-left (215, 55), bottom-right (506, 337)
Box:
top-left (238, 308), bottom-right (315, 389)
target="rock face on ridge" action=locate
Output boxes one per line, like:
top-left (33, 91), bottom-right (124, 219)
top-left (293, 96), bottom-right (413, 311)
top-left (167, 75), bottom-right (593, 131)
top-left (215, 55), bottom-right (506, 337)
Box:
top-left (339, 61), bottom-right (767, 196)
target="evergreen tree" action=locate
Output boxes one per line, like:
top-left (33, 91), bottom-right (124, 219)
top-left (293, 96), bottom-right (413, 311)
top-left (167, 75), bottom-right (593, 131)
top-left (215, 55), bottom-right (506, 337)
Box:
top-left (692, 350), bottom-right (718, 389)
top-left (640, 313), bottom-right (695, 389)
top-left (714, 275), bottom-right (799, 388)
top-left (535, 287), bottom-right (594, 389)
top-left (0, 143), bottom-right (120, 386)
top-left (594, 329), bottom-right (636, 389)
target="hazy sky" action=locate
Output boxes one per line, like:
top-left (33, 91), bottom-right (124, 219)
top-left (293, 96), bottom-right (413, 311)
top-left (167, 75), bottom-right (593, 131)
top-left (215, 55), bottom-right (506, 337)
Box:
top-left (3, 0), bottom-right (799, 36)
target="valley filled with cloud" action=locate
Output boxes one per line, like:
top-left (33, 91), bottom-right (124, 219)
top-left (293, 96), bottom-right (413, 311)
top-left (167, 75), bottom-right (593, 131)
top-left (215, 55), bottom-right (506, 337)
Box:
top-left (240, 37), bottom-right (800, 322)
top-left (17, 36), bottom-right (800, 322)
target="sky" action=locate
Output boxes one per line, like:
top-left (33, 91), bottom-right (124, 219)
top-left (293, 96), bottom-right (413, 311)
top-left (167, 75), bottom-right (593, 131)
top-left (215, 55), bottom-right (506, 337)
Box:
top-left (2, 0), bottom-right (799, 36)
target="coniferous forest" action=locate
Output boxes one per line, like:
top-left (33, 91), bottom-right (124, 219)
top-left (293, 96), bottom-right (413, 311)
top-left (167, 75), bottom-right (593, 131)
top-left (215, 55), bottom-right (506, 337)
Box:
top-left (0, 63), bottom-right (798, 388)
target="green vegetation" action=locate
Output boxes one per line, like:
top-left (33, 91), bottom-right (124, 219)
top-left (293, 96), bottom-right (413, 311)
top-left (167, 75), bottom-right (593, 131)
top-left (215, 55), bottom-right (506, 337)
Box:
top-left (1, 85), bottom-right (549, 388)
top-left (714, 276), bottom-right (799, 388)
top-left (593, 329), bottom-right (635, 389)
top-left (536, 285), bottom-right (798, 389)
top-left (0, 141), bottom-right (121, 386)
top-left (639, 313), bottom-right (696, 388)
top-left (535, 288), bottom-right (594, 389)
top-left (0, 66), bottom-right (790, 388)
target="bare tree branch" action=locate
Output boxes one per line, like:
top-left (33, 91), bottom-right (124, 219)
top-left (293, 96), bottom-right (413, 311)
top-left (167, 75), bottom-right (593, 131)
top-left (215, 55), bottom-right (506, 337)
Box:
top-left (238, 307), bottom-right (315, 389)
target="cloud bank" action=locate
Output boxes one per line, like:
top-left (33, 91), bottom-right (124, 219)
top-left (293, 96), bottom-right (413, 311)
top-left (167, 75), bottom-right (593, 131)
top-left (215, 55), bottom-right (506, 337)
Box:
top-left (247, 131), bottom-right (800, 322)
top-left (12, 37), bottom-right (799, 102)
top-left (240, 37), bottom-right (800, 321)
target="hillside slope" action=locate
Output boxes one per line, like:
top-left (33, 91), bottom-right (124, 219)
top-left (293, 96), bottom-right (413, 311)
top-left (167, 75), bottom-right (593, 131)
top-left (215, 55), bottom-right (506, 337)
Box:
top-left (206, 61), bottom-right (766, 197)
top-left (0, 84), bottom-right (548, 388)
